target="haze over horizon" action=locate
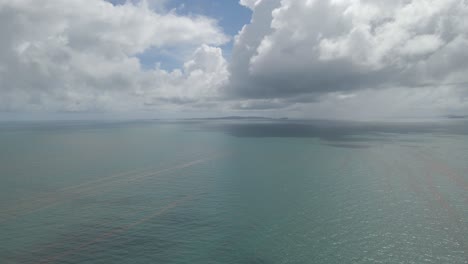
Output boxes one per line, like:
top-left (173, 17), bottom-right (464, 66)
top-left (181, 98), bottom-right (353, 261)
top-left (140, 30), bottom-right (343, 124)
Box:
top-left (1, 0), bottom-right (468, 120)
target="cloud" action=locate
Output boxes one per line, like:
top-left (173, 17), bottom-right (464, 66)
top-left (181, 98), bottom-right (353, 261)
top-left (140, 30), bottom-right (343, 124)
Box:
top-left (226, 0), bottom-right (468, 117)
top-left (239, 0), bottom-right (262, 10)
top-left (1, 0), bottom-right (468, 119)
top-left (142, 44), bottom-right (228, 107)
top-left (0, 0), bottom-right (228, 112)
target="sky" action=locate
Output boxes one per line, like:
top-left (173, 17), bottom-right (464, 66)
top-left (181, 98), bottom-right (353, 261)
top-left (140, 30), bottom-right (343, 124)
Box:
top-left (0, 0), bottom-right (468, 120)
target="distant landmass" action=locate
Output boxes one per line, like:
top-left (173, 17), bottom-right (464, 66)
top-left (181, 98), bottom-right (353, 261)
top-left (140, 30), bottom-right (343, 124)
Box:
top-left (446, 115), bottom-right (468, 119)
top-left (185, 116), bottom-right (289, 121)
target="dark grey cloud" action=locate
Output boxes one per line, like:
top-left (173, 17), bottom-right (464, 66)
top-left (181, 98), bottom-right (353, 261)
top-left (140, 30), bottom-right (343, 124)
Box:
top-left (232, 99), bottom-right (290, 110)
top-left (226, 0), bottom-right (468, 116)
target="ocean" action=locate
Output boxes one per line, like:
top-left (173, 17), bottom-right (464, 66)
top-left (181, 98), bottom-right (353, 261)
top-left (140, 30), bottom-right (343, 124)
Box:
top-left (1, 119), bottom-right (467, 263)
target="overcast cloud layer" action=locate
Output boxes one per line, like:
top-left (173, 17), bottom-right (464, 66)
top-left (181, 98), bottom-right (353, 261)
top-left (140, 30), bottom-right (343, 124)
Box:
top-left (1, 0), bottom-right (468, 119)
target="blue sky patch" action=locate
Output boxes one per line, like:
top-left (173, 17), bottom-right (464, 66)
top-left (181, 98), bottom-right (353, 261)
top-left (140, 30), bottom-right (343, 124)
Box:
top-left (107, 0), bottom-right (251, 71)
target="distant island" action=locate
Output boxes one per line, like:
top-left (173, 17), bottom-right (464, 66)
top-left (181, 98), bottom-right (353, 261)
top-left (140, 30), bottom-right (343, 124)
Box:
top-left (185, 116), bottom-right (289, 121)
top-left (445, 115), bottom-right (468, 119)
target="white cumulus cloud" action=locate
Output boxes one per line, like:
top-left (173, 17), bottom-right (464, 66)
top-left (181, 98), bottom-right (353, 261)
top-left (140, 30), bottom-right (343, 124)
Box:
top-left (0, 0), bottom-right (228, 112)
top-left (223, 0), bottom-right (468, 118)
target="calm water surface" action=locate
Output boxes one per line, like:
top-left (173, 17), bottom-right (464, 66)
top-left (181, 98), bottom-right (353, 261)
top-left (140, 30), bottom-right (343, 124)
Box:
top-left (1, 120), bottom-right (467, 263)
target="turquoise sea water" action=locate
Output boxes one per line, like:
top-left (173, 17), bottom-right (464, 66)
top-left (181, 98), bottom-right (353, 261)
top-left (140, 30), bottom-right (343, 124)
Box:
top-left (1, 119), bottom-right (467, 263)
